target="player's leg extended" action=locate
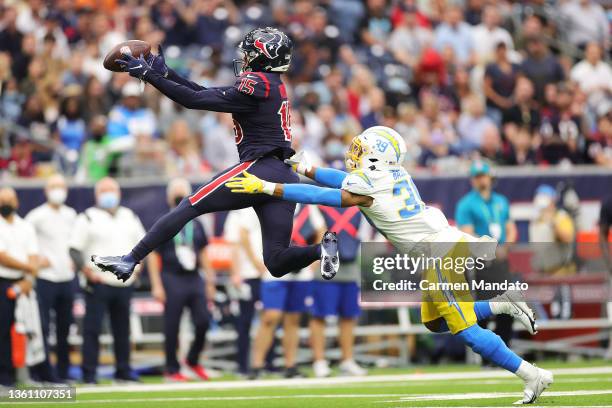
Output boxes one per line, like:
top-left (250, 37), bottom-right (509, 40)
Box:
top-left (92, 161), bottom-right (265, 281)
top-left (251, 157), bottom-right (336, 278)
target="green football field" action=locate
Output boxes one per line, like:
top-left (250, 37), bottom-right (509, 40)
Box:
top-left (5, 361), bottom-right (612, 407)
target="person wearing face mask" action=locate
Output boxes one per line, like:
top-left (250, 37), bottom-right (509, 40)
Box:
top-left (25, 174), bottom-right (77, 383)
top-left (0, 187), bottom-right (39, 387)
top-left (529, 185), bottom-right (576, 275)
top-left (68, 177), bottom-right (145, 384)
top-left (147, 178), bottom-right (212, 382)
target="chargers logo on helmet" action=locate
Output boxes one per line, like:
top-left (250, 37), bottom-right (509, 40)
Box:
top-left (345, 126), bottom-right (407, 171)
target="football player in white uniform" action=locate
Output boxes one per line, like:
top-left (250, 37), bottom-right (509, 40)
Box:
top-left (226, 126), bottom-right (552, 404)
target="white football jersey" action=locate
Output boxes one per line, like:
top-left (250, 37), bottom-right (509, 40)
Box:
top-left (341, 167), bottom-right (496, 257)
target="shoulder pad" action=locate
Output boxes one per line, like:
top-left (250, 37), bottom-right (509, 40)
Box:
top-left (234, 72), bottom-right (271, 99)
top-left (342, 170), bottom-right (375, 195)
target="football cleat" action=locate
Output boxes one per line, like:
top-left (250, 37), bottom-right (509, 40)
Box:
top-left (91, 255), bottom-right (137, 282)
top-left (320, 231), bottom-right (339, 280)
top-left (514, 367), bottom-right (553, 404)
top-left (496, 291), bottom-right (538, 335)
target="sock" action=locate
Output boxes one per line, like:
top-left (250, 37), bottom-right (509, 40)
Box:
top-left (456, 324), bottom-right (522, 373)
top-left (474, 301), bottom-right (493, 321)
top-left (123, 253), bottom-right (136, 264)
top-left (515, 360), bottom-right (539, 382)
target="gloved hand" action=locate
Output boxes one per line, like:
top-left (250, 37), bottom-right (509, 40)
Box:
top-left (284, 150), bottom-right (312, 175)
top-left (146, 45), bottom-right (168, 77)
top-left (225, 171), bottom-right (275, 195)
top-left (115, 53), bottom-right (152, 80)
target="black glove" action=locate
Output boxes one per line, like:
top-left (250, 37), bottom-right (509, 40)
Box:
top-left (115, 53), bottom-right (152, 80)
top-left (146, 45), bottom-right (169, 77)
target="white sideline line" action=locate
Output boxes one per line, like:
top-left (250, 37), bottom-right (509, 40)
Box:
top-left (2, 390), bottom-right (612, 406)
top-left (379, 389), bottom-right (612, 403)
top-left (76, 366), bottom-right (612, 394)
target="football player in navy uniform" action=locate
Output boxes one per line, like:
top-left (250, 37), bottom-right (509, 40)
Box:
top-left (92, 28), bottom-right (339, 282)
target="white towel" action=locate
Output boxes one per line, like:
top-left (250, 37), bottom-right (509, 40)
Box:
top-left (14, 291), bottom-right (46, 366)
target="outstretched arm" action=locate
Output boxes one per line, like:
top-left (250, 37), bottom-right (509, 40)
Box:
top-left (225, 171), bottom-right (372, 208)
top-left (145, 70), bottom-right (258, 113)
top-left (117, 53), bottom-right (258, 113)
top-left (285, 151), bottom-right (348, 188)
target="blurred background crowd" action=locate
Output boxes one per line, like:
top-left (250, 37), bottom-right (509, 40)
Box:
top-left (0, 0), bottom-right (611, 181)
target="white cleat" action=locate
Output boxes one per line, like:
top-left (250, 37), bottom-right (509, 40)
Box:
top-left (312, 360), bottom-right (331, 378)
top-left (320, 231), bottom-right (339, 280)
top-left (496, 291), bottom-right (538, 335)
top-left (514, 367), bottom-right (553, 404)
top-left (339, 359), bottom-right (367, 376)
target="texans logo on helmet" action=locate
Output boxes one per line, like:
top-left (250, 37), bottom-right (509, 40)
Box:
top-left (254, 35), bottom-right (282, 60)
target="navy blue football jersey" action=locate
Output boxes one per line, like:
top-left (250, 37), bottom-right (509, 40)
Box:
top-left (145, 68), bottom-right (294, 162)
top-left (231, 72), bottom-right (294, 162)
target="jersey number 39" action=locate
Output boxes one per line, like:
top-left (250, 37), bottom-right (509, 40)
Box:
top-left (393, 178), bottom-right (425, 219)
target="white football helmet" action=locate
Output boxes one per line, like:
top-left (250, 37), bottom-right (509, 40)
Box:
top-left (345, 126), bottom-right (407, 171)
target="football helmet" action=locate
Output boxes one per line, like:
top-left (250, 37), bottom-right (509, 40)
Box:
top-left (345, 126), bottom-right (407, 171)
top-left (233, 27), bottom-right (293, 76)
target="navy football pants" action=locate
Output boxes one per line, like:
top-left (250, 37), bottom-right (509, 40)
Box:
top-left (130, 157), bottom-right (321, 277)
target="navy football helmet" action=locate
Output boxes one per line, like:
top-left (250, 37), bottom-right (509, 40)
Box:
top-left (233, 27), bottom-right (293, 76)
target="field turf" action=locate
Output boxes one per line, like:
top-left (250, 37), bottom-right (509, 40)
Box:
top-left (4, 360), bottom-right (611, 407)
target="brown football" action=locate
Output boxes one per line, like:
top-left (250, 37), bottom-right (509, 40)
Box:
top-left (103, 40), bottom-right (152, 72)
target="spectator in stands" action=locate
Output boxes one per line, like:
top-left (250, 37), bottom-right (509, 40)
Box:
top-left (224, 208), bottom-right (266, 376)
top-left (503, 126), bottom-right (538, 166)
top-left (433, 5), bottom-right (475, 67)
top-left (26, 175), bottom-right (77, 383)
top-left (192, 0), bottom-right (239, 50)
top-left (69, 177), bottom-right (145, 384)
top-left (166, 119), bottom-right (208, 177)
top-left (538, 83), bottom-right (583, 165)
top-left (471, 5), bottom-right (514, 64)
top-left (55, 89), bottom-right (87, 175)
top-left (199, 113), bottom-right (239, 172)
top-left (456, 160), bottom-right (517, 346)
top-left (249, 205), bottom-right (324, 379)
top-left (457, 94), bottom-right (496, 152)
top-left (520, 37), bottom-right (565, 105)
top-left (311, 203), bottom-right (369, 378)
top-left (0, 187), bottom-right (38, 387)
top-left (478, 124), bottom-right (504, 165)
top-left (560, 0), bottom-right (609, 51)
top-left (484, 42), bottom-right (519, 125)
top-left (359, 0), bottom-right (392, 47)
top-left (107, 81), bottom-right (157, 143)
top-left (148, 178), bottom-right (212, 382)
top-left (79, 115), bottom-right (115, 181)
top-left (529, 184), bottom-right (576, 275)
top-left (387, 5), bottom-right (433, 69)
top-left (587, 107), bottom-right (612, 167)
top-left (570, 42), bottom-right (612, 105)
top-left (502, 77), bottom-right (540, 133)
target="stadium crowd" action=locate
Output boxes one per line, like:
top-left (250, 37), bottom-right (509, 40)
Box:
top-left (0, 0), bottom-right (611, 180)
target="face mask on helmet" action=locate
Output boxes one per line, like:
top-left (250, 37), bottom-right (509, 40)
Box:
top-left (346, 127), bottom-right (407, 171)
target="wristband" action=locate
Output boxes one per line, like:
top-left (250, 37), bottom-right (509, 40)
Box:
top-left (262, 181), bottom-right (276, 195)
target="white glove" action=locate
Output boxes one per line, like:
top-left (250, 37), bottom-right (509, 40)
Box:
top-left (284, 150), bottom-right (313, 175)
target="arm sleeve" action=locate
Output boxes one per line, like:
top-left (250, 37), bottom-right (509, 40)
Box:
top-left (282, 184), bottom-right (342, 207)
top-left (455, 199), bottom-right (473, 227)
top-left (167, 68), bottom-right (207, 92)
top-left (313, 167), bottom-right (348, 188)
top-left (144, 70), bottom-right (258, 113)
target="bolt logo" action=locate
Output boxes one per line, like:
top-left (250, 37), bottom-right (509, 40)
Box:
top-left (254, 35), bottom-right (282, 59)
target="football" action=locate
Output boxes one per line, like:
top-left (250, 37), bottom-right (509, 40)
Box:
top-left (103, 40), bottom-right (152, 72)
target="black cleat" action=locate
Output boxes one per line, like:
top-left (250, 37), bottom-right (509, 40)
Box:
top-left (320, 231), bottom-right (339, 280)
top-left (91, 255), bottom-right (137, 282)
